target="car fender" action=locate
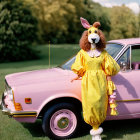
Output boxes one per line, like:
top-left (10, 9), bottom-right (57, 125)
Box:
top-left (37, 92), bottom-right (82, 117)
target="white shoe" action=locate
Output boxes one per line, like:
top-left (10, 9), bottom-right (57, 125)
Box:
top-left (90, 127), bottom-right (103, 140)
top-left (94, 134), bottom-right (102, 140)
top-left (91, 134), bottom-right (102, 140)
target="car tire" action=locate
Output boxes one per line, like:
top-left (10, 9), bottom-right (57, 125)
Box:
top-left (42, 102), bottom-right (82, 139)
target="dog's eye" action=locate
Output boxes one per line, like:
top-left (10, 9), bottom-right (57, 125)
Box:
top-left (89, 30), bottom-right (91, 34)
top-left (95, 30), bottom-right (97, 33)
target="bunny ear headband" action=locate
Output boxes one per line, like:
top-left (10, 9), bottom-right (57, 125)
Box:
top-left (80, 17), bottom-right (101, 29)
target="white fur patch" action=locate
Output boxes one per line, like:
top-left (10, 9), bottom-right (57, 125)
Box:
top-left (88, 33), bottom-right (100, 44)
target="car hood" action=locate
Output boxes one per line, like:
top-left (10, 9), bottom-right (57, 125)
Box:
top-left (5, 67), bottom-right (69, 87)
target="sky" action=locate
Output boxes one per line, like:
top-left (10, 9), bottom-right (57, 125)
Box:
top-left (93, 0), bottom-right (140, 14)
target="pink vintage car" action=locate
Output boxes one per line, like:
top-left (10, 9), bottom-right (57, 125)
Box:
top-left (1, 38), bottom-right (140, 139)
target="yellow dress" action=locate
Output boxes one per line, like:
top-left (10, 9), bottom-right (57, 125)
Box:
top-left (71, 49), bottom-right (120, 129)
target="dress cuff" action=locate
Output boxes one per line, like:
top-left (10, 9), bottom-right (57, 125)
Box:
top-left (107, 80), bottom-right (116, 95)
top-left (108, 81), bottom-right (119, 116)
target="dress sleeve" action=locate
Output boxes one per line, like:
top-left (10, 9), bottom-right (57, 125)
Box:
top-left (102, 51), bottom-right (120, 76)
top-left (102, 51), bottom-right (120, 116)
top-left (71, 50), bottom-right (85, 77)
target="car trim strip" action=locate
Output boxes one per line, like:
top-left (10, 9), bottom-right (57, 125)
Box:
top-left (117, 99), bottom-right (140, 102)
top-left (13, 115), bottom-right (37, 117)
top-left (12, 112), bottom-right (37, 117)
top-left (5, 110), bottom-right (37, 118)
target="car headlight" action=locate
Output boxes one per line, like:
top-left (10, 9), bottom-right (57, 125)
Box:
top-left (4, 88), bottom-right (14, 101)
top-left (4, 90), bottom-right (8, 96)
top-left (5, 80), bottom-right (14, 101)
top-left (7, 89), bottom-right (14, 101)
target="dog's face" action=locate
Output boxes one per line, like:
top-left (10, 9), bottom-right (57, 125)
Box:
top-left (88, 26), bottom-right (100, 44)
top-left (80, 17), bottom-right (101, 44)
top-left (80, 17), bottom-right (106, 51)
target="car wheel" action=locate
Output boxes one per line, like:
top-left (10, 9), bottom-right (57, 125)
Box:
top-left (42, 102), bottom-right (82, 139)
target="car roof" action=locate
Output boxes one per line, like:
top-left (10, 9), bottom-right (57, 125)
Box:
top-left (108, 38), bottom-right (140, 46)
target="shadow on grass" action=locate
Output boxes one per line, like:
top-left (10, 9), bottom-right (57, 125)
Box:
top-left (21, 119), bottom-right (91, 139)
top-left (75, 120), bottom-right (92, 138)
top-left (102, 119), bottom-right (140, 140)
top-left (21, 118), bottom-right (140, 140)
top-left (74, 118), bottom-right (140, 139)
top-left (22, 120), bottom-right (46, 137)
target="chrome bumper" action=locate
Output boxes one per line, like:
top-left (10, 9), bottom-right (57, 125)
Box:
top-left (1, 101), bottom-right (12, 115)
top-left (0, 93), bottom-right (37, 118)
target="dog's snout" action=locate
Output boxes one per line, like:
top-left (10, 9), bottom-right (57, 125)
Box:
top-left (91, 38), bottom-right (96, 43)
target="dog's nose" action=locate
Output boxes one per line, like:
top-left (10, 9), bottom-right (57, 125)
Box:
top-left (92, 38), bottom-right (96, 43)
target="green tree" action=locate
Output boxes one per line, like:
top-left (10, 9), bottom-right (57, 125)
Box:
top-left (63, 0), bottom-right (87, 43)
top-left (0, 0), bottom-right (39, 62)
top-left (83, 0), bottom-right (110, 40)
top-left (24, 0), bottom-right (111, 43)
top-left (85, 0), bottom-right (110, 31)
top-left (109, 5), bottom-right (138, 40)
top-left (25, 0), bottom-right (77, 43)
top-left (66, 0), bottom-right (111, 42)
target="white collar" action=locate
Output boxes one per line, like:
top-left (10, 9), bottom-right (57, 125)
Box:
top-left (87, 44), bottom-right (101, 57)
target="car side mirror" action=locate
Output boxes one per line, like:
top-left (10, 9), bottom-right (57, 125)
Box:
top-left (120, 61), bottom-right (130, 72)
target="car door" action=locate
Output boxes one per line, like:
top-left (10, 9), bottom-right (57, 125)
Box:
top-left (111, 45), bottom-right (140, 118)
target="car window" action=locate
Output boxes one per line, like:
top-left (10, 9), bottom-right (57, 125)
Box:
top-left (131, 45), bottom-right (140, 70)
top-left (106, 43), bottom-right (123, 58)
top-left (118, 48), bottom-right (130, 70)
top-left (131, 45), bottom-right (140, 62)
top-left (60, 43), bottom-right (123, 70)
top-left (60, 56), bottom-right (76, 70)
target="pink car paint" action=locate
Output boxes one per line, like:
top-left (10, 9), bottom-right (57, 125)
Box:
top-left (107, 70), bottom-right (140, 120)
top-left (108, 38), bottom-right (140, 46)
top-left (4, 68), bottom-right (81, 122)
top-left (1, 38), bottom-right (140, 127)
top-left (4, 67), bottom-right (140, 122)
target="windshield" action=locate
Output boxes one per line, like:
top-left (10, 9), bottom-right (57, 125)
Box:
top-left (106, 43), bottom-right (123, 58)
top-left (60, 43), bottom-right (123, 70)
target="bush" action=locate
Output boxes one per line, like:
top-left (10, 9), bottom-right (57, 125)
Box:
top-left (0, 0), bottom-right (39, 62)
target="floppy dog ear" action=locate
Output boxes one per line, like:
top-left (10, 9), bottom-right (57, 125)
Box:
top-left (80, 17), bottom-right (91, 29)
top-left (80, 31), bottom-right (91, 51)
top-left (96, 30), bottom-right (106, 51)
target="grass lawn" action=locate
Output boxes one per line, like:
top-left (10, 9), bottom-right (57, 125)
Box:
top-left (0, 44), bottom-right (140, 140)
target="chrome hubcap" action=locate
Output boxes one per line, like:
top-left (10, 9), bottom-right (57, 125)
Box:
top-left (57, 117), bottom-right (69, 129)
top-left (50, 109), bottom-right (77, 137)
